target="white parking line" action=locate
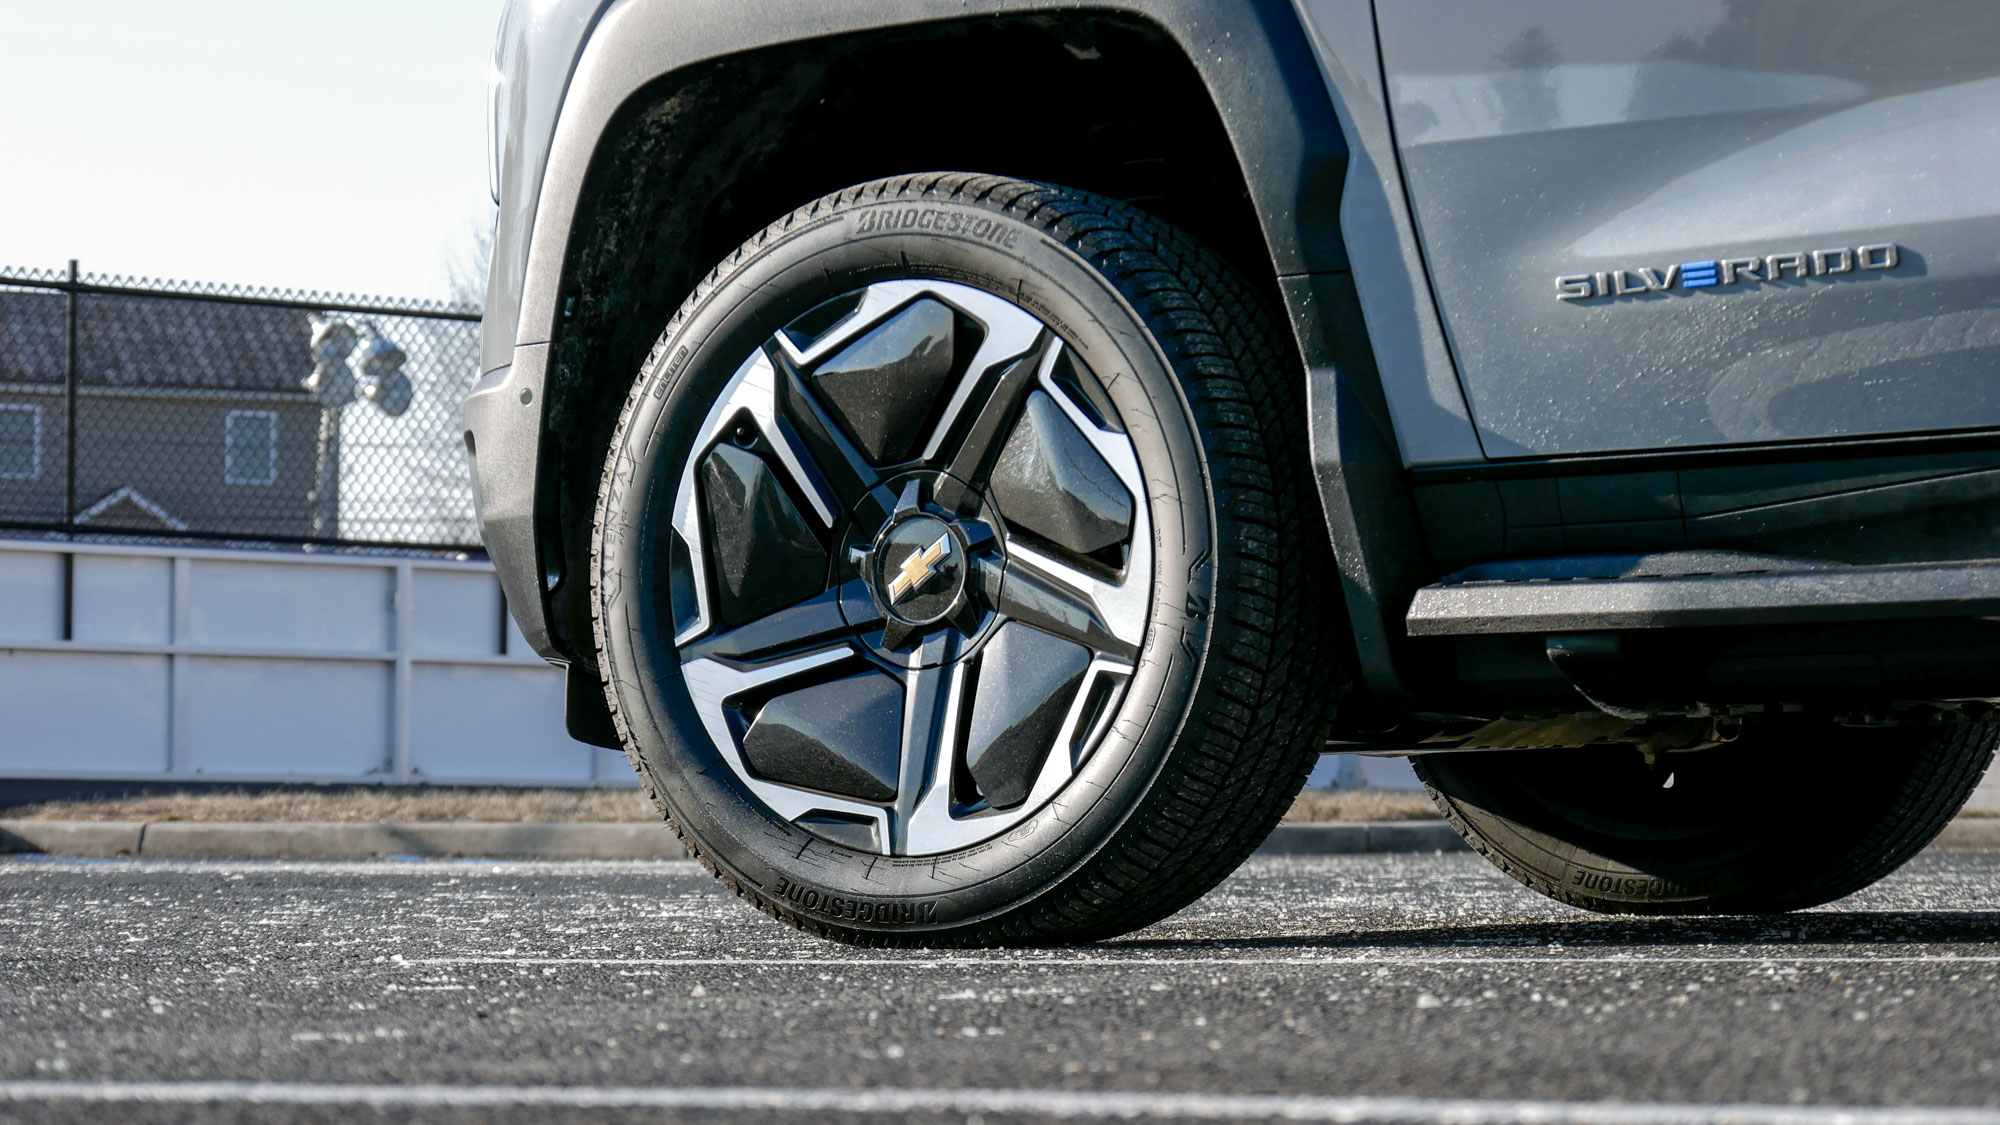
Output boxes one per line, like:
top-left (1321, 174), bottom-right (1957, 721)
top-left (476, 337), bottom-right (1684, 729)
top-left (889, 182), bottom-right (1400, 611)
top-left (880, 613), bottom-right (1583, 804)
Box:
top-left (407, 954), bottom-right (2000, 969)
top-left (1, 1082), bottom-right (1996, 1122)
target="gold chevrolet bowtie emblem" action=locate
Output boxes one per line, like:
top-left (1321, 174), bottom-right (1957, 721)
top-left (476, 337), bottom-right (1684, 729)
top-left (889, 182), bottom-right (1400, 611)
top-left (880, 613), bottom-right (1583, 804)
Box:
top-left (886, 532), bottom-right (951, 604)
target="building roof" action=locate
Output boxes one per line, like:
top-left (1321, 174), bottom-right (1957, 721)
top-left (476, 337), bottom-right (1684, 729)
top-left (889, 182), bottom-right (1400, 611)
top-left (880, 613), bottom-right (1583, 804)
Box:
top-left (75, 486), bottom-right (188, 531)
top-left (0, 289), bottom-right (313, 393)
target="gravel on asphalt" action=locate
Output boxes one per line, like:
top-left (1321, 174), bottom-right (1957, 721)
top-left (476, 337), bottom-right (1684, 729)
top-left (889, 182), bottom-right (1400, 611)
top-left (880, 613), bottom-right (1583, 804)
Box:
top-left (3, 852), bottom-right (1999, 1124)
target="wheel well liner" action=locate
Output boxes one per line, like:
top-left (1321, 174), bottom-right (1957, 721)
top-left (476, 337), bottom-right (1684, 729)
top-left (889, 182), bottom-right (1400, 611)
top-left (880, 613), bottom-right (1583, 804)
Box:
top-left (514, 1), bottom-right (1421, 736)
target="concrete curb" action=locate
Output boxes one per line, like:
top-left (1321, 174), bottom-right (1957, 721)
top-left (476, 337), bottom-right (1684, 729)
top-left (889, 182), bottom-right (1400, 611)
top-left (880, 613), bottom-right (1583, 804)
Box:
top-left (5, 817), bottom-right (1995, 861)
top-left (0, 820), bottom-right (1460, 861)
top-left (0, 820), bottom-right (146, 858)
top-left (1934, 818), bottom-right (2000, 850)
top-left (138, 821), bottom-right (690, 861)
top-left (0, 820), bottom-right (688, 861)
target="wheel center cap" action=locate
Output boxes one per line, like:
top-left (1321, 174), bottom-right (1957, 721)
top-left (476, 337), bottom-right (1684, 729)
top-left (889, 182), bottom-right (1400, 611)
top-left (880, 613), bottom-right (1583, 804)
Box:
top-left (875, 515), bottom-right (963, 626)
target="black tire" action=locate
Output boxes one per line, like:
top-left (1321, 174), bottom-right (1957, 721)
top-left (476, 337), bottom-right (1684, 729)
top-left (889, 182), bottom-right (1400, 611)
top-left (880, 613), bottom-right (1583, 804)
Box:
top-left (590, 173), bottom-right (1333, 946)
top-left (1414, 720), bottom-right (1997, 914)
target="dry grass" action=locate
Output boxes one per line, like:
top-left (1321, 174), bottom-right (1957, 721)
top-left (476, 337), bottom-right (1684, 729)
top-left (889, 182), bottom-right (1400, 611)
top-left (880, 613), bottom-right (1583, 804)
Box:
top-left (3, 783), bottom-right (1439, 824)
top-left (1283, 787), bottom-right (1438, 822)
top-left (0, 787), bottom-right (657, 823)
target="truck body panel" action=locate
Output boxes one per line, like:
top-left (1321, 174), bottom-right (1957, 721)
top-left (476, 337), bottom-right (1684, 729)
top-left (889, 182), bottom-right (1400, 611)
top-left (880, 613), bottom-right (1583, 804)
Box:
top-left (1375, 0), bottom-right (2000, 457)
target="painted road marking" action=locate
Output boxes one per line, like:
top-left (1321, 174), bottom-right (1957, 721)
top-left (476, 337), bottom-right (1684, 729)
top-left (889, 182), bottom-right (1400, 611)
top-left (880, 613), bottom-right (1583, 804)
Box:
top-left (3, 1082), bottom-right (1998, 1122)
top-left (405, 954), bottom-right (2000, 969)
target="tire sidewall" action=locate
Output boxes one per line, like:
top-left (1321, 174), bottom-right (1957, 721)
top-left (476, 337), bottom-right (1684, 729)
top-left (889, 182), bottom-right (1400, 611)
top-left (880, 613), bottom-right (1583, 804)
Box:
top-left (1416, 724), bottom-right (1974, 912)
top-left (1419, 751), bottom-right (1770, 909)
top-left (595, 188), bottom-right (1216, 936)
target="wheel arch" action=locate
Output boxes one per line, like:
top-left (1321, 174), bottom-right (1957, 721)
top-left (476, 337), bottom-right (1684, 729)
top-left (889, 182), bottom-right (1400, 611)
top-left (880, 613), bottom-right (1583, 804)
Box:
top-left (481, 0), bottom-right (1428, 739)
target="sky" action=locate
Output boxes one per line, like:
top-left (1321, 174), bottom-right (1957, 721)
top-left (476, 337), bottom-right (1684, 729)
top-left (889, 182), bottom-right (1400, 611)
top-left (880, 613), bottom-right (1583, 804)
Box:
top-left (0, 0), bottom-right (503, 304)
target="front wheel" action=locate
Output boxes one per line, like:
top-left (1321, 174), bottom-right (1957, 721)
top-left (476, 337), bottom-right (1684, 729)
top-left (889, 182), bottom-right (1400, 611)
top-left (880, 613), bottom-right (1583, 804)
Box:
top-left (1415, 720), bottom-right (1997, 914)
top-left (590, 174), bottom-right (1333, 945)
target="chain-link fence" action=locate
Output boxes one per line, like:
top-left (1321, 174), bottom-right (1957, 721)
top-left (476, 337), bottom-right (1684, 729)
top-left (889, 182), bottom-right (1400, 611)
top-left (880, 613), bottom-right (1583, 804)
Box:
top-left (0, 264), bottom-right (482, 550)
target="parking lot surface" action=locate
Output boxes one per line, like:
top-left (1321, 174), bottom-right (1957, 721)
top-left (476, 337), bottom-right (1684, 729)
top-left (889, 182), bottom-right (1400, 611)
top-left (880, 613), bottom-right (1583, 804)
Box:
top-left (4, 851), bottom-right (2000, 1123)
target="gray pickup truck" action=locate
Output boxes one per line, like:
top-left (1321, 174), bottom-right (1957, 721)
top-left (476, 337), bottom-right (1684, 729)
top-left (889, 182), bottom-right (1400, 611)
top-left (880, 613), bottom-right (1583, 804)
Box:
top-left (468, 0), bottom-right (2000, 944)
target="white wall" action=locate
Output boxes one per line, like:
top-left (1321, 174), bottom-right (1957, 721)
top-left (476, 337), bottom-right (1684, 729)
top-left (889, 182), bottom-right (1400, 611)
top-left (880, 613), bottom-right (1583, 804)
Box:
top-left (0, 538), bottom-right (632, 786)
top-left (0, 536), bottom-right (1450, 793)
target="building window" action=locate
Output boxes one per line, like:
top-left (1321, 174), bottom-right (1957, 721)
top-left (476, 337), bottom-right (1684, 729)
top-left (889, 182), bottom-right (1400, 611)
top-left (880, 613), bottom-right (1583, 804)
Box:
top-left (0, 404), bottom-right (41, 480)
top-left (224, 409), bottom-right (277, 486)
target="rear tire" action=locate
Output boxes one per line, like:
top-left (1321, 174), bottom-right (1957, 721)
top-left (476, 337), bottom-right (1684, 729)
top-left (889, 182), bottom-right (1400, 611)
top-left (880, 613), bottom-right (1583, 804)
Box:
top-left (590, 173), bottom-right (1333, 945)
top-left (1415, 720), bottom-right (1996, 914)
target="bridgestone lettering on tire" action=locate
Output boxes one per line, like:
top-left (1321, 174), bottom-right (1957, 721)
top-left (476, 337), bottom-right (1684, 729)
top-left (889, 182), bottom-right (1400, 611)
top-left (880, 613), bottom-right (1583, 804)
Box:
top-left (1416, 720), bottom-right (1998, 915)
top-left (589, 173), bottom-right (1333, 946)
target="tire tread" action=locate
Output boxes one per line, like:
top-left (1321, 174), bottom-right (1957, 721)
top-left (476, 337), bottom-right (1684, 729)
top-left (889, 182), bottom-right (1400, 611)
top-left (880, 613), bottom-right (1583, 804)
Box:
top-left (1415, 722), bottom-right (1998, 915)
top-left (589, 173), bottom-right (1337, 945)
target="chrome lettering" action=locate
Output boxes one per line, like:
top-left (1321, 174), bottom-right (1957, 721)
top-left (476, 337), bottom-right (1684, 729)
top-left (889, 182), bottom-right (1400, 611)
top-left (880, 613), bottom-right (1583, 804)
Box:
top-left (1859, 243), bottom-right (1899, 269)
top-left (1765, 252), bottom-right (1809, 280)
top-left (1553, 244), bottom-right (1903, 302)
top-left (1721, 257), bottom-right (1763, 284)
top-left (1555, 274), bottom-right (1594, 301)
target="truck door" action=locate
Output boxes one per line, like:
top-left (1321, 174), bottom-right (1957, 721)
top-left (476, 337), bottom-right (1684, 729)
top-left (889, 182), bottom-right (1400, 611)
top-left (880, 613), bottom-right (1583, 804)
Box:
top-left (1374, 0), bottom-right (2000, 457)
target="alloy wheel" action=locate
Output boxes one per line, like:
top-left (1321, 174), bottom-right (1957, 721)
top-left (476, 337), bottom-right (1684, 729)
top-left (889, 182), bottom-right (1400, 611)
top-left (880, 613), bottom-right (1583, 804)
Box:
top-left (669, 280), bottom-right (1152, 856)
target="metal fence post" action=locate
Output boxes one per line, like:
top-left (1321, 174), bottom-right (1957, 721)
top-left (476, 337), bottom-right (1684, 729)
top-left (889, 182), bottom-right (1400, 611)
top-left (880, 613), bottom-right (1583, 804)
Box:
top-left (63, 259), bottom-right (78, 530)
top-left (168, 554), bottom-right (191, 774)
top-left (392, 561), bottom-right (415, 781)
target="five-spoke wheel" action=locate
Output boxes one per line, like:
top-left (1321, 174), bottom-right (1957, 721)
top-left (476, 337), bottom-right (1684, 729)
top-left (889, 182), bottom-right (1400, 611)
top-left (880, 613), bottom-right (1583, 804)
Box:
top-left (671, 280), bottom-right (1150, 855)
top-left (591, 174), bottom-right (1329, 945)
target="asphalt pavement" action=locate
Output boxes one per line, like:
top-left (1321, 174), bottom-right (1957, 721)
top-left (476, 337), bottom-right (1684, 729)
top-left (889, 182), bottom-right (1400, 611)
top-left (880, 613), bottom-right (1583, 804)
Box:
top-left (5, 851), bottom-right (2000, 1124)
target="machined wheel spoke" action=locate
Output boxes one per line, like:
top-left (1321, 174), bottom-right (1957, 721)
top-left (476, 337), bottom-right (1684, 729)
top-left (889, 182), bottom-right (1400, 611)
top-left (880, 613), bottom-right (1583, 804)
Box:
top-left (680, 583), bottom-right (880, 666)
top-left (770, 282), bottom-right (927, 369)
top-left (889, 663), bottom-right (959, 855)
top-left (981, 553), bottom-right (1138, 663)
top-left (718, 350), bottom-right (839, 526)
top-left (1000, 544), bottom-right (1144, 652)
top-left (680, 646), bottom-right (853, 727)
top-left (681, 645), bottom-right (891, 846)
top-left (771, 278), bottom-right (1043, 469)
top-left (769, 346), bottom-right (887, 525)
top-left (672, 348), bottom-right (847, 644)
top-left (913, 289), bottom-right (1047, 465)
top-left (933, 332), bottom-right (1058, 502)
top-left (672, 279), bottom-right (1150, 857)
